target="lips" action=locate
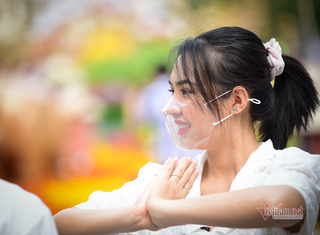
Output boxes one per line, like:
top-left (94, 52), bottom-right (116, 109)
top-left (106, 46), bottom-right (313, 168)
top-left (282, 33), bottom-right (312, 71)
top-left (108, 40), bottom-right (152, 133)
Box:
top-left (175, 120), bottom-right (191, 136)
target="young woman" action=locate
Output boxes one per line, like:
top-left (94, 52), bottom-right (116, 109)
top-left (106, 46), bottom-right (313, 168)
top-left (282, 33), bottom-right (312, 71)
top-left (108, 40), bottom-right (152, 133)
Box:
top-left (54, 27), bottom-right (320, 234)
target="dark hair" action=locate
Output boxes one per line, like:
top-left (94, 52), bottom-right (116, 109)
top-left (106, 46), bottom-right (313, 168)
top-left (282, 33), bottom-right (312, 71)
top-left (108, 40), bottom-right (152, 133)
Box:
top-left (169, 26), bottom-right (319, 149)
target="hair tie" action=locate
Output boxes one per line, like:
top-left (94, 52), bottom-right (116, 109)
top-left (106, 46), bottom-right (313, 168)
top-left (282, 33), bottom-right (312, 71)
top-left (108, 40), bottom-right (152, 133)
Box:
top-left (263, 38), bottom-right (285, 81)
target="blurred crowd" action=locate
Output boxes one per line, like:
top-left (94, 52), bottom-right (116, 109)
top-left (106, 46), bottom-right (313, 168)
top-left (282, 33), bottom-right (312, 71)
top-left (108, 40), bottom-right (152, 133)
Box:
top-left (0, 78), bottom-right (96, 182)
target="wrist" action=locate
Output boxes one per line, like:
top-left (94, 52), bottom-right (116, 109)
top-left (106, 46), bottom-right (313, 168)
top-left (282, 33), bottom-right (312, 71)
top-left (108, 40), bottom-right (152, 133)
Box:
top-left (127, 204), bottom-right (144, 231)
top-left (147, 199), bottom-right (168, 228)
top-left (129, 203), bottom-right (157, 232)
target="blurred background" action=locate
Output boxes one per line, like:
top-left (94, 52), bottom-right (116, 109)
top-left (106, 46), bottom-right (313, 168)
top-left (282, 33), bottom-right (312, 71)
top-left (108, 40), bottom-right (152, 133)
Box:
top-left (0, 0), bottom-right (319, 232)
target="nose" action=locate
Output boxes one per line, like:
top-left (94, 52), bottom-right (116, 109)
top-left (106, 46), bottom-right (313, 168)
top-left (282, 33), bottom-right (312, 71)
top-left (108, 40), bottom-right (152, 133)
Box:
top-left (165, 106), bottom-right (182, 117)
top-left (163, 97), bottom-right (185, 118)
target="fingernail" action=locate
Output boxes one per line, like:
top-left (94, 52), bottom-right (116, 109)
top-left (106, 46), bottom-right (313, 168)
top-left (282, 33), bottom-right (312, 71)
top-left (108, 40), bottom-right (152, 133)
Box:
top-left (173, 156), bottom-right (178, 161)
top-left (195, 168), bottom-right (200, 173)
top-left (193, 158), bottom-right (198, 164)
top-left (187, 157), bottom-right (192, 162)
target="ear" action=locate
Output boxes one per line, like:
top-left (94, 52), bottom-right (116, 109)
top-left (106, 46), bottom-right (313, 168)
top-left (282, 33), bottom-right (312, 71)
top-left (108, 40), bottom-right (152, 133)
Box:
top-left (229, 86), bottom-right (249, 114)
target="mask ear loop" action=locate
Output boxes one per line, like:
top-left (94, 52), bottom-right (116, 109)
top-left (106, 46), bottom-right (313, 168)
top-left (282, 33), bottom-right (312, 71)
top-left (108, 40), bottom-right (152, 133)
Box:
top-left (204, 96), bottom-right (261, 147)
top-left (212, 98), bottom-right (261, 126)
top-left (248, 98), bottom-right (261, 104)
top-left (204, 90), bottom-right (232, 108)
top-left (212, 113), bottom-right (233, 126)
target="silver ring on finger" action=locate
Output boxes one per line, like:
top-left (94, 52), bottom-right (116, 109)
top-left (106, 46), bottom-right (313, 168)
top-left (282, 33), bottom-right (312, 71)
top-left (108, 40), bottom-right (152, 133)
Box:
top-left (170, 172), bottom-right (181, 178)
top-left (184, 186), bottom-right (190, 195)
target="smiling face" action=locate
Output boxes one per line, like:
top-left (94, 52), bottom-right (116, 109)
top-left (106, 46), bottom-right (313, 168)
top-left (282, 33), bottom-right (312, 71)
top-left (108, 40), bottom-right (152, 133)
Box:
top-left (163, 68), bottom-right (223, 150)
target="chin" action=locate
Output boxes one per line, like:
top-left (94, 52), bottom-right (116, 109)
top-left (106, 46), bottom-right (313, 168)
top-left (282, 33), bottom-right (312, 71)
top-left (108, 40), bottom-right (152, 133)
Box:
top-left (177, 139), bottom-right (206, 151)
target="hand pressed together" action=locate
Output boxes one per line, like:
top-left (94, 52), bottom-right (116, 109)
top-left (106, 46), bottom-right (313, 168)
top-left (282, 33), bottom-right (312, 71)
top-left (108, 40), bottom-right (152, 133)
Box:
top-left (147, 157), bottom-right (199, 228)
top-left (152, 157), bottom-right (198, 200)
top-left (132, 156), bottom-right (199, 230)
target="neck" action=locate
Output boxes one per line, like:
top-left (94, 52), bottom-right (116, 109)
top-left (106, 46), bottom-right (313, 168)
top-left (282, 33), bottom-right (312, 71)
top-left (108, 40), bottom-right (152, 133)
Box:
top-left (203, 121), bottom-right (259, 180)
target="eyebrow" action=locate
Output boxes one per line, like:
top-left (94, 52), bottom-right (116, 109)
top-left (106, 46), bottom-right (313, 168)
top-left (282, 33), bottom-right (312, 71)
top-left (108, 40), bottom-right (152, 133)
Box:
top-left (168, 79), bottom-right (196, 86)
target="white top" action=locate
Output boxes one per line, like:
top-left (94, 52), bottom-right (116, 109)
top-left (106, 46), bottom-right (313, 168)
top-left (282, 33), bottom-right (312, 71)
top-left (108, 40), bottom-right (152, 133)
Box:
top-left (0, 179), bottom-right (58, 235)
top-left (76, 140), bottom-right (320, 235)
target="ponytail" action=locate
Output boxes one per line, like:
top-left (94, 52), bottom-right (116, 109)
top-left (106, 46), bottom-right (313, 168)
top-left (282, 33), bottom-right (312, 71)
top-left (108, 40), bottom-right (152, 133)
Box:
top-left (259, 55), bottom-right (320, 149)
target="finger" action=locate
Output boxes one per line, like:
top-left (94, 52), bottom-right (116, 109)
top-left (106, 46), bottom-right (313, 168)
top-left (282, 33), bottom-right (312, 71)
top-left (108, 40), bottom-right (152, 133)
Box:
top-left (161, 156), bottom-right (178, 179)
top-left (174, 156), bottom-right (188, 170)
top-left (156, 157), bottom-right (172, 176)
top-left (143, 165), bottom-right (165, 197)
top-left (169, 157), bottom-right (192, 181)
top-left (184, 168), bottom-right (200, 195)
top-left (178, 158), bottom-right (198, 187)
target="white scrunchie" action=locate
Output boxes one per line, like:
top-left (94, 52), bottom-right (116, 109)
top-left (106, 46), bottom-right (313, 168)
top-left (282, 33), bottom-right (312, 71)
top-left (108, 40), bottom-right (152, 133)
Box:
top-left (263, 38), bottom-right (285, 81)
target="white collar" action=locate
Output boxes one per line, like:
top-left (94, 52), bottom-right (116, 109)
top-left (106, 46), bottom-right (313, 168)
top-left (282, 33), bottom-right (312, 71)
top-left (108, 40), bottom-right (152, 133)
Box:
top-left (189, 139), bottom-right (277, 195)
top-left (182, 140), bottom-right (277, 233)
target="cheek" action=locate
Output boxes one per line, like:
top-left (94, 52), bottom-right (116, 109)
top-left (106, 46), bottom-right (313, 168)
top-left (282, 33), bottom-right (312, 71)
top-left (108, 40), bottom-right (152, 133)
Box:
top-left (187, 108), bottom-right (216, 130)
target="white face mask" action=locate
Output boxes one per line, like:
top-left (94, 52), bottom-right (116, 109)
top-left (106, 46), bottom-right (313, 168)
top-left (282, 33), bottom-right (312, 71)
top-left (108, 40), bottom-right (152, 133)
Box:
top-left (162, 90), bottom-right (261, 150)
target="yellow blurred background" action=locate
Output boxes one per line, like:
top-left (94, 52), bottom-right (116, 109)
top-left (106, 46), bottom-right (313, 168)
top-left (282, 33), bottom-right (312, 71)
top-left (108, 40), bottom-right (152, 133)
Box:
top-left (0, 0), bottom-right (319, 232)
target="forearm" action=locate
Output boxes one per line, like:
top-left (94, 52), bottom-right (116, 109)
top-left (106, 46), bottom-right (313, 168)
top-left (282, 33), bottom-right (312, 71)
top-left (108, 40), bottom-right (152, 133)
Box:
top-left (149, 185), bottom-right (305, 229)
top-left (54, 206), bottom-right (141, 235)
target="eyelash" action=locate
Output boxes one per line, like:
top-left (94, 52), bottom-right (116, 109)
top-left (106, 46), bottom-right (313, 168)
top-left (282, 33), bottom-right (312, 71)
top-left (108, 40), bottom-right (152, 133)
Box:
top-left (168, 89), bottom-right (192, 95)
top-left (182, 89), bottom-right (192, 95)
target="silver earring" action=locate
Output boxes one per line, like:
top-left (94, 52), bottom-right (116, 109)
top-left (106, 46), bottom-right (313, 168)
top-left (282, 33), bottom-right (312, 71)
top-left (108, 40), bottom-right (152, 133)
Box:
top-left (232, 106), bottom-right (238, 113)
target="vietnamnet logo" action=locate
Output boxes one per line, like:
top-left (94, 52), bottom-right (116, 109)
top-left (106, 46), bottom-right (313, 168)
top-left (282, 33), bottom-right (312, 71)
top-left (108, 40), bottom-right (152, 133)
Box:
top-left (257, 203), bottom-right (304, 221)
